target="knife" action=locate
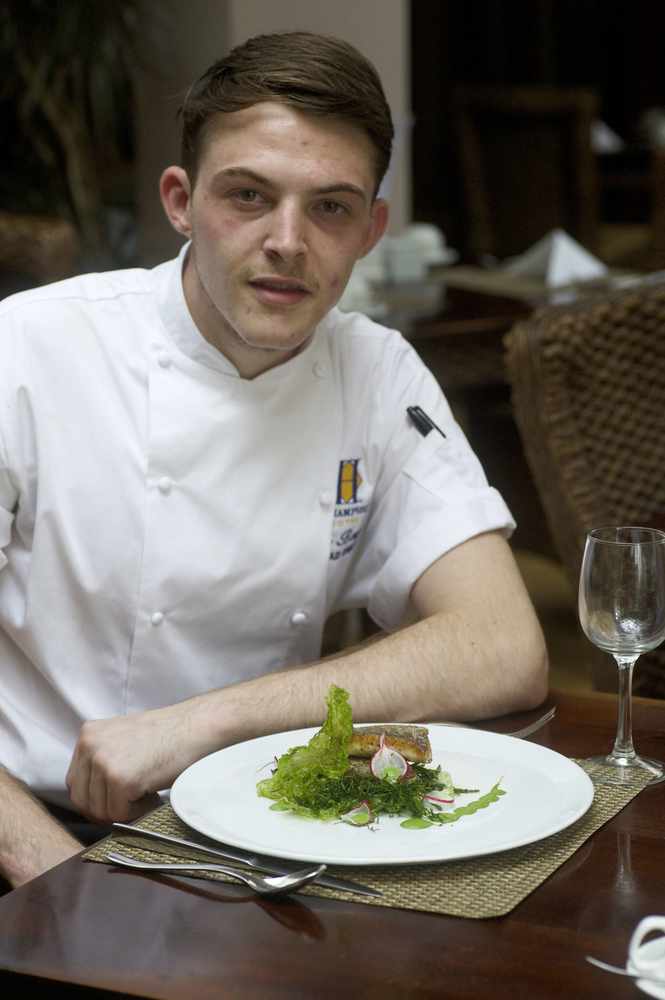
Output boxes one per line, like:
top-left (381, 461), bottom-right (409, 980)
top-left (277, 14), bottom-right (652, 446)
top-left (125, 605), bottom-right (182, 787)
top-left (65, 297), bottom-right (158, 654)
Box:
top-left (111, 822), bottom-right (381, 898)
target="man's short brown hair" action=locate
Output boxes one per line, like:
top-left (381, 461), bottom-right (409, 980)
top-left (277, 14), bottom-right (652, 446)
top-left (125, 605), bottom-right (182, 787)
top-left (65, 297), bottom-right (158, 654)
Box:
top-left (178, 31), bottom-right (394, 194)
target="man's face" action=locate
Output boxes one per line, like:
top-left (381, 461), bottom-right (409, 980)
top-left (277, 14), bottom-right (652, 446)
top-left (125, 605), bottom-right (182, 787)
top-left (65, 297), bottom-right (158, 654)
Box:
top-left (162, 102), bottom-right (388, 377)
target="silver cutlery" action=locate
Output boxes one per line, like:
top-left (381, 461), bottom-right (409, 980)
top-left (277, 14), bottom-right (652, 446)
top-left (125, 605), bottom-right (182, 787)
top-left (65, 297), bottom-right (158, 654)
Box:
top-left (437, 705), bottom-right (557, 740)
top-left (586, 954), bottom-right (665, 985)
top-left (111, 822), bottom-right (381, 898)
top-left (504, 706), bottom-right (557, 739)
top-left (106, 850), bottom-right (325, 897)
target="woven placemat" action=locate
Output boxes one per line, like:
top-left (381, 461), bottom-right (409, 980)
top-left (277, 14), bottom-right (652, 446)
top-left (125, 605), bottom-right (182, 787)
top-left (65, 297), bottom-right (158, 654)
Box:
top-left (83, 761), bottom-right (650, 919)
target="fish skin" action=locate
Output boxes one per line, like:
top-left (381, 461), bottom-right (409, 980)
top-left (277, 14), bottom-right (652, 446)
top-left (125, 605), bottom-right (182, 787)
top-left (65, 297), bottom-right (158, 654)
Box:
top-left (347, 724), bottom-right (432, 763)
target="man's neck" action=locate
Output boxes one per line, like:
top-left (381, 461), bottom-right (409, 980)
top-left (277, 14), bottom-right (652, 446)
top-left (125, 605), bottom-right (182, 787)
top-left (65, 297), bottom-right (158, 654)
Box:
top-left (181, 255), bottom-right (310, 379)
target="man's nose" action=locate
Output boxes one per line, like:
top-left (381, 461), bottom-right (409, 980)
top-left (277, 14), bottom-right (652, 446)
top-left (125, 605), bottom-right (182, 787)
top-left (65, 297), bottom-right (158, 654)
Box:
top-left (262, 202), bottom-right (307, 263)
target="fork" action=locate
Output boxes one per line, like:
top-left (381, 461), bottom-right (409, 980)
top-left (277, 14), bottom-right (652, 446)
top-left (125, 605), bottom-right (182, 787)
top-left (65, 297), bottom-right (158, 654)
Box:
top-left (504, 705), bottom-right (557, 739)
top-left (438, 706), bottom-right (557, 740)
top-left (106, 851), bottom-right (326, 897)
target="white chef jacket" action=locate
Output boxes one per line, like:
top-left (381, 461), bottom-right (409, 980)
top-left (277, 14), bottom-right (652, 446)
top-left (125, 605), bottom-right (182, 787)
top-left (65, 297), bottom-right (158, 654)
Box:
top-left (0, 244), bottom-right (514, 804)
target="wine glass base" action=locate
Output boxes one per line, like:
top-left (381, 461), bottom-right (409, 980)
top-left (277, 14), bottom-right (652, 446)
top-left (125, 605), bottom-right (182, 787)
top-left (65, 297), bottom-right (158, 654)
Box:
top-left (582, 754), bottom-right (665, 786)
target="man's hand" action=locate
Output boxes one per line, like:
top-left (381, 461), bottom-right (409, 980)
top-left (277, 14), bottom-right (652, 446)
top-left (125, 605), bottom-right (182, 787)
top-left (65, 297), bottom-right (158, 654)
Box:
top-left (66, 701), bottom-right (217, 823)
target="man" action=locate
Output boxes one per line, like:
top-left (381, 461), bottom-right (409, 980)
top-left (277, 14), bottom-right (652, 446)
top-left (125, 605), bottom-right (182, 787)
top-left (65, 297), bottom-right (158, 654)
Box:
top-left (0, 32), bottom-right (547, 887)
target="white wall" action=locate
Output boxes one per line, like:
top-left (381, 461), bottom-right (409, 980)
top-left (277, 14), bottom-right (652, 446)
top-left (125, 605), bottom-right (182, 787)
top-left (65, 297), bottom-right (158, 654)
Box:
top-left (134, 0), bottom-right (232, 264)
top-left (227, 1), bottom-right (411, 229)
top-left (134, 0), bottom-right (410, 264)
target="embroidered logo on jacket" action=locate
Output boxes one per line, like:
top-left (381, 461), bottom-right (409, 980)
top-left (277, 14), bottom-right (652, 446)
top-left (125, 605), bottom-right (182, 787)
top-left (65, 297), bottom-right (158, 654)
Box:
top-left (336, 459), bottom-right (363, 504)
top-left (330, 458), bottom-right (369, 561)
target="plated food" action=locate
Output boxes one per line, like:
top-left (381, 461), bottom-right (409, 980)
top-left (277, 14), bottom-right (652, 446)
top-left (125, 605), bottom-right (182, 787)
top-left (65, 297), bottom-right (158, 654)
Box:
top-left (171, 709), bottom-right (592, 865)
top-left (256, 685), bottom-right (505, 829)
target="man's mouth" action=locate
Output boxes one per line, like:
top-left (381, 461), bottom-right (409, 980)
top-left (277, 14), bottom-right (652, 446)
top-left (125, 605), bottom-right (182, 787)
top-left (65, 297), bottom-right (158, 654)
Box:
top-left (249, 276), bottom-right (312, 304)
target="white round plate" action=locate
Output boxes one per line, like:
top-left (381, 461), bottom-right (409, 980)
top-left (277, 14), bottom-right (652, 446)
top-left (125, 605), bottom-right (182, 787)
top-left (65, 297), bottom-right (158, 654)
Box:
top-left (170, 724), bottom-right (594, 866)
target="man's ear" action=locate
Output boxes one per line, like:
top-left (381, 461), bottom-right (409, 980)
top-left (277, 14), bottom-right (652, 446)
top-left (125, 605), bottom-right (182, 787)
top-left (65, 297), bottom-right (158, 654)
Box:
top-left (360, 197), bottom-right (389, 258)
top-left (159, 166), bottom-right (193, 237)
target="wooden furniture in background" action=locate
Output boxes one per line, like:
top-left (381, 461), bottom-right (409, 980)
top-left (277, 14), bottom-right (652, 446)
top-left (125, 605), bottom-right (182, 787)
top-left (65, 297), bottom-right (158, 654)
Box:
top-left (506, 276), bottom-right (665, 696)
top-left (452, 85), bottom-right (600, 262)
top-left (0, 212), bottom-right (80, 298)
top-left (451, 84), bottom-right (659, 271)
top-left (411, 1), bottom-right (665, 261)
top-left (647, 148), bottom-right (665, 270)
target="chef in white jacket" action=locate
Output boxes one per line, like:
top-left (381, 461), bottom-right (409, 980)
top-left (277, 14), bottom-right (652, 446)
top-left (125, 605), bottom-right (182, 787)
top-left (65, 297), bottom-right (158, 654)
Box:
top-left (0, 32), bottom-right (548, 887)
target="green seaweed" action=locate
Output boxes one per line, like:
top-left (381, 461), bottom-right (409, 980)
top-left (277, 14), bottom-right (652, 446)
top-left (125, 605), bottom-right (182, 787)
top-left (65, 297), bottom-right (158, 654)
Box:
top-left (257, 685), bottom-right (354, 819)
top-left (261, 757), bottom-right (448, 821)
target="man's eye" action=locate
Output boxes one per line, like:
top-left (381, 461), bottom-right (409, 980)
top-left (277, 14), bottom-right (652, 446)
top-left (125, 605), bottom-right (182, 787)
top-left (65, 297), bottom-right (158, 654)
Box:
top-left (233, 189), bottom-right (263, 204)
top-left (318, 200), bottom-right (348, 216)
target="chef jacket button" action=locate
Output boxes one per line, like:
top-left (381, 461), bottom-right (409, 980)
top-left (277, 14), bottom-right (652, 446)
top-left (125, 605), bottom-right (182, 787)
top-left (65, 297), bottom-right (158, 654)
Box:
top-left (319, 490), bottom-right (333, 508)
top-left (290, 610), bottom-right (309, 627)
top-left (157, 353), bottom-right (172, 369)
top-left (312, 360), bottom-right (328, 378)
top-left (151, 611), bottom-right (164, 626)
top-left (158, 476), bottom-right (173, 494)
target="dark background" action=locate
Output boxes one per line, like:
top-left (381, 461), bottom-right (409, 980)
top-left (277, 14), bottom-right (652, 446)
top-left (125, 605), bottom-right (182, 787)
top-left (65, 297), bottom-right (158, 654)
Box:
top-left (3, 1), bottom-right (664, 274)
top-left (411, 0), bottom-right (665, 256)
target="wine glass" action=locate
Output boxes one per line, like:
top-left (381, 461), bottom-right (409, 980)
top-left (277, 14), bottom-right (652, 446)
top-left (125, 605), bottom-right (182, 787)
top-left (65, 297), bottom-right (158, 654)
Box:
top-left (578, 525), bottom-right (665, 784)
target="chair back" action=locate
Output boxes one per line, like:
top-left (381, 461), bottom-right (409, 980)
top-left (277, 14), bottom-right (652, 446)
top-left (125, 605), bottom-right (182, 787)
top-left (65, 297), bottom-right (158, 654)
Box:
top-left (0, 212), bottom-right (80, 298)
top-left (506, 278), bottom-right (665, 695)
top-left (453, 86), bottom-right (599, 261)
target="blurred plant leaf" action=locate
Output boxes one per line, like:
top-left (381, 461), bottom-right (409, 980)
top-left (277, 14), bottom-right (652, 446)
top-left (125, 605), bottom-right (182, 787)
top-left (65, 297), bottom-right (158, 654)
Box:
top-left (1, 0), bottom-right (160, 265)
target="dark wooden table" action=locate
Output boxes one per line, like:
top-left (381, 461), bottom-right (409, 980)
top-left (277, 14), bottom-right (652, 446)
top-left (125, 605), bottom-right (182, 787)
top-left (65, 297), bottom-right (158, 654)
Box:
top-left (1, 688), bottom-right (664, 999)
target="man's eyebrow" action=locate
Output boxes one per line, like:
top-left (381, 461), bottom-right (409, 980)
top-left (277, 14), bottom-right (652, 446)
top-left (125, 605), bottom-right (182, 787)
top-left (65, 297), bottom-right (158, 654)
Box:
top-left (314, 182), bottom-right (368, 203)
top-left (212, 167), bottom-right (368, 202)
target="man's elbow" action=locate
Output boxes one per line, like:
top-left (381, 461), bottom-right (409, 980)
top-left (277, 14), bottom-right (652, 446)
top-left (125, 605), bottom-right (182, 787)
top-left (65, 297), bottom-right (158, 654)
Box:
top-left (516, 625), bottom-right (550, 710)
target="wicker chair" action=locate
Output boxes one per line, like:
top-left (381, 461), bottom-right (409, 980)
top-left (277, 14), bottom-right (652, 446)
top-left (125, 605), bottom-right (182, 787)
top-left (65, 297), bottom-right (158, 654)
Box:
top-left (505, 277), bottom-right (665, 696)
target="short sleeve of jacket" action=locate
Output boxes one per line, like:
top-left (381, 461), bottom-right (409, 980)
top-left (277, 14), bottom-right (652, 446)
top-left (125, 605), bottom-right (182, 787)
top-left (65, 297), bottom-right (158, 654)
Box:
top-left (0, 313), bottom-right (19, 572)
top-left (337, 324), bottom-right (515, 631)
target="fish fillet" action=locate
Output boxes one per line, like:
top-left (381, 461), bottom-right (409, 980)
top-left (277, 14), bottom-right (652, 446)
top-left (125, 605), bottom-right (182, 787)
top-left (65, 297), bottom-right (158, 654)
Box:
top-left (347, 724), bottom-right (432, 763)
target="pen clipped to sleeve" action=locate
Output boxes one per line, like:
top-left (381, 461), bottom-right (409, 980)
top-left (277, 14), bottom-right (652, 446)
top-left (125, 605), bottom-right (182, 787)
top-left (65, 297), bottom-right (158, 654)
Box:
top-left (406, 405), bottom-right (446, 439)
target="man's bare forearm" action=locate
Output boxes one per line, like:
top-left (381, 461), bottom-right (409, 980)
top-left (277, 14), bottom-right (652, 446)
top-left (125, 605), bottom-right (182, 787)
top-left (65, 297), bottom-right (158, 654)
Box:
top-left (0, 767), bottom-right (82, 888)
top-left (200, 532), bottom-right (548, 748)
top-left (204, 602), bottom-right (547, 749)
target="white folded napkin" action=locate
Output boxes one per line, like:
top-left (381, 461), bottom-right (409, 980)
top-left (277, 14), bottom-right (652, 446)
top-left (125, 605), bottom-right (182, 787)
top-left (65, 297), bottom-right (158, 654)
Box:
top-left (503, 228), bottom-right (608, 287)
top-left (591, 119), bottom-right (625, 154)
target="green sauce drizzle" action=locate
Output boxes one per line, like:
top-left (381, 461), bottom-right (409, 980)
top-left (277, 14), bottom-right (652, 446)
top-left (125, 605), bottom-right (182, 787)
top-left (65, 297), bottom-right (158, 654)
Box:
top-left (400, 780), bottom-right (506, 828)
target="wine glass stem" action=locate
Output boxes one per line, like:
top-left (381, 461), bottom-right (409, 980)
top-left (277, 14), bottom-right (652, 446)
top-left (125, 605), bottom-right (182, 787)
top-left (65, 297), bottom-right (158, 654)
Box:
top-left (611, 655), bottom-right (638, 762)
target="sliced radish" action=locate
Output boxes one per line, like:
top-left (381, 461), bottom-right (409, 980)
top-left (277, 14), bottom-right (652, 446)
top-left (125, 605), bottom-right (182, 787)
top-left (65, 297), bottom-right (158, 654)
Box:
top-left (341, 800), bottom-right (374, 826)
top-left (424, 793), bottom-right (454, 805)
top-left (370, 733), bottom-right (409, 783)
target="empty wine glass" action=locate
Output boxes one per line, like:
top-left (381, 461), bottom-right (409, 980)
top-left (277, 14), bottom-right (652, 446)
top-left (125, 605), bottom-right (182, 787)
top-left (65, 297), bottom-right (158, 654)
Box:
top-left (578, 526), bottom-right (665, 784)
